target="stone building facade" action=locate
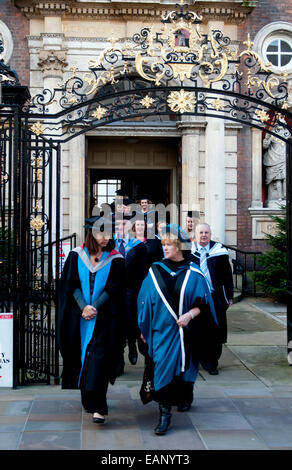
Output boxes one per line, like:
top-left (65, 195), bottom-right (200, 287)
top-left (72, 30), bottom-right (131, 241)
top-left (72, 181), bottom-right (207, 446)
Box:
top-left (1, 0), bottom-right (291, 249)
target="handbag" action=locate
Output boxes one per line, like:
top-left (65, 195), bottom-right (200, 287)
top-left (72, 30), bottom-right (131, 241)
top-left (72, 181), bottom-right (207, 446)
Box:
top-left (139, 359), bottom-right (155, 404)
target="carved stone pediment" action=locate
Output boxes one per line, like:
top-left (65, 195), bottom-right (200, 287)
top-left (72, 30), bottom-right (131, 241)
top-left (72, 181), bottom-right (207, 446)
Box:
top-left (14, 1), bottom-right (257, 24)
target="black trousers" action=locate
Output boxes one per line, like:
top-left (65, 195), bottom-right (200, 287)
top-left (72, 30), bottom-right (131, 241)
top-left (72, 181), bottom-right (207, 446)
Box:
top-left (200, 293), bottom-right (226, 370)
top-left (200, 343), bottom-right (223, 370)
top-left (80, 381), bottom-right (109, 415)
top-left (126, 288), bottom-right (140, 347)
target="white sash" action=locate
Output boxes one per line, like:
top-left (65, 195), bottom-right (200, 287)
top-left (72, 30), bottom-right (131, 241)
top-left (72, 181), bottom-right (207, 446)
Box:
top-left (149, 267), bottom-right (192, 372)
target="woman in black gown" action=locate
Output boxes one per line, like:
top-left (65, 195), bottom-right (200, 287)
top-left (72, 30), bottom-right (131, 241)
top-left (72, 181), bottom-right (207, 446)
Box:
top-left (57, 217), bottom-right (126, 424)
top-left (133, 218), bottom-right (164, 269)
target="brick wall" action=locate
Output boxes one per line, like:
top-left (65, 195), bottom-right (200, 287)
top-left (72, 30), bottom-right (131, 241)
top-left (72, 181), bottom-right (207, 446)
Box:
top-left (0, 0), bottom-right (30, 86)
top-left (237, 126), bottom-right (270, 252)
top-left (236, 0), bottom-right (288, 252)
top-left (238, 0), bottom-right (292, 42)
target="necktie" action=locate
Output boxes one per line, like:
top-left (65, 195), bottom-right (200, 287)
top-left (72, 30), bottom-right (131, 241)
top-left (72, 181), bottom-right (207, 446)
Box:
top-left (119, 239), bottom-right (126, 257)
top-left (200, 247), bottom-right (212, 291)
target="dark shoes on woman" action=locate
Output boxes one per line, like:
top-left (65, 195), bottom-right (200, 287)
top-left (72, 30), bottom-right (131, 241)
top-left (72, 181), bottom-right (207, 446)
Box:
top-left (177, 402), bottom-right (191, 412)
top-left (92, 413), bottom-right (105, 424)
top-left (154, 405), bottom-right (172, 435)
top-left (128, 343), bottom-right (138, 365)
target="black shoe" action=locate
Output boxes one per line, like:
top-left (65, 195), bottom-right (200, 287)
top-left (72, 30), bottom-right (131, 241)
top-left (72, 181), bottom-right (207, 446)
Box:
top-left (154, 405), bottom-right (172, 435)
top-left (208, 368), bottom-right (219, 375)
top-left (128, 344), bottom-right (138, 365)
top-left (177, 403), bottom-right (191, 412)
top-left (92, 414), bottom-right (105, 424)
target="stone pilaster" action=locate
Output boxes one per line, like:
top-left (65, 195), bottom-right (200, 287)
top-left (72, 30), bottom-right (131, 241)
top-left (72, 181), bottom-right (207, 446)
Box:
top-left (251, 128), bottom-right (263, 208)
top-left (177, 119), bottom-right (205, 226)
top-left (205, 117), bottom-right (226, 243)
top-left (68, 134), bottom-right (85, 243)
top-left (204, 20), bottom-right (226, 243)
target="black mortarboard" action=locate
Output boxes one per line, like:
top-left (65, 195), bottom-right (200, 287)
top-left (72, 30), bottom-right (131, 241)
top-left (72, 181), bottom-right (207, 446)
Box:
top-left (138, 194), bottom-right (152, 201)
top-left (116, 189), bottom-right (128, 197)
top-left (84, 216), bottom-right (114, 232)
top-left (84, 216), bottom-right (101, 229)
top-left (123, 198), bottom-right (135, 206)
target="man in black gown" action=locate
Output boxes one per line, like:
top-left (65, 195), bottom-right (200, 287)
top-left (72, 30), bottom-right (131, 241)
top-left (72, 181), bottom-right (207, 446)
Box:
top-left (190, 222), bottom-right (233, 375)
top-left (115, 214), bottom-right (148, 367)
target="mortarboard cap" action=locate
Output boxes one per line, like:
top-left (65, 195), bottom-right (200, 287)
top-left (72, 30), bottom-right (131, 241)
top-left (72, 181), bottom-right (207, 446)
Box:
top-left (84, 216), bottom-right (114, 233)
top-left (116, 189), bottom-right (128, 197)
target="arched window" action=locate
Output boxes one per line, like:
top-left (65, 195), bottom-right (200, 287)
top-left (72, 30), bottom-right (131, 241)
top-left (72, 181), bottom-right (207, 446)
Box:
top-left (0, 21), bottom-right (14, 64)
top-left (264, 37), bottom-right (292, 69)
top-left (253, 22), bottom-right (292, 74)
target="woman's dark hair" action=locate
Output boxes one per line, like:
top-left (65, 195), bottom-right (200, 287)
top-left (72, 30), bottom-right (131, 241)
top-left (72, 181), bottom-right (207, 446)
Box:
top-left (85, 231), bottom-right (115, 254)
top-left (104, 238), bottom-right (115, 252)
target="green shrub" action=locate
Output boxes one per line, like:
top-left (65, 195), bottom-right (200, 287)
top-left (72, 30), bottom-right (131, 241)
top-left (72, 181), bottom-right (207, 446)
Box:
top-left (252, 211), bottom-right (287, 302)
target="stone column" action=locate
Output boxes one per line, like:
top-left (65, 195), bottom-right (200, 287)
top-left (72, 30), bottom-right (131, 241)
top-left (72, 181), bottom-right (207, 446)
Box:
top-left (178, 119), bottom-right (205, 227)
top-left (251, 128), bottom-right (263, 208)
top-left (205, 117), bottom-right (225, 242)
top-left (69, 134), bottom-right (85, 244)
top-left (204, 20), bottom-right (226, 243)
top-left (37, 20), bottom-right (68, 240)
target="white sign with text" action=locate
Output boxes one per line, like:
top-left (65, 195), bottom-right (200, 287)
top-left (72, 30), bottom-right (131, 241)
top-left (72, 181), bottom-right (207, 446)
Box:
top-left (0, 313), bottom-right (13, 387)
top-left (52, 242), bottom-right (71, 278)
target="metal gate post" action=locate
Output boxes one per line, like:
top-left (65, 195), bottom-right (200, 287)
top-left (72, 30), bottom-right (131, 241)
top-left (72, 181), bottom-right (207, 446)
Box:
top-left (12, 106), bottom-right (21, 388)
top-left (54, 142), bottom-right (61, 385)
top-left (287, 138), bottom-right (292, 365)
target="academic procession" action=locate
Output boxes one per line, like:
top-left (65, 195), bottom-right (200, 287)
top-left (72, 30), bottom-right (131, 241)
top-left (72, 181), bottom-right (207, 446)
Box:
top-left (1, 194), bottom-right (292, 453)
top-left (1, 0), bottom-right (292, 455)
top-left (58, 194), bottom-right (233, 435)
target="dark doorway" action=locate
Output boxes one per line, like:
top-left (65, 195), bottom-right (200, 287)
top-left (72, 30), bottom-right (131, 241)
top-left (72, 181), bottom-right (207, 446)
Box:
top-left (89, 168), bottom-right (171, 215)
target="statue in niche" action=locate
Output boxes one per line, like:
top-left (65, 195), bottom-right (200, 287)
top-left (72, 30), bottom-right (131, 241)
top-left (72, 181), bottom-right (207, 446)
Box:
top-left (263, 120), bottom-right (287, 208)
top-left (174, 29), bottom-right (190, 47)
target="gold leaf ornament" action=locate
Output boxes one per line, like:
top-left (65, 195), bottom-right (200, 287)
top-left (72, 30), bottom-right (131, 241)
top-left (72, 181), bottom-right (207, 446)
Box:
top-left (92, 106), bottom-right (107, 120)
top-left (211, 98), bottom-right (225, 111)
top-left (167, 90), bottom-right (196, 114)
top-left (31, 121), bottom-right (45, 136)
top-left (30, 216), bottom-right (45, 231)
top-left (140, 95), bottom-right (155, 109)
top-left (255, 109), bottom-right (270, 123)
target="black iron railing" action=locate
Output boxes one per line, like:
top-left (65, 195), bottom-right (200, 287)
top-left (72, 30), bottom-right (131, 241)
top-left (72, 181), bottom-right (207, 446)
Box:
top-left (19, 233), bottom-right (77, 385)
top-left (224, 245), bottom-right (263, 298)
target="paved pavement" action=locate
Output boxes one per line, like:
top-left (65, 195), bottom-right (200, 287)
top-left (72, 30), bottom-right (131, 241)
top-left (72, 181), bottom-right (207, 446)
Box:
top-left (0, 297), bottom-right (291, 452)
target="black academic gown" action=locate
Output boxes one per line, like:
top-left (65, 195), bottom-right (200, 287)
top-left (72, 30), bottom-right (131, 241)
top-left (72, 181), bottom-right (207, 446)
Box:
top-left (57, 250), bottom-right (126, 391)
top-left (123, 241), bottom-right (148, 345)
top-left (144, 238), bottom-right (164, 269)
top-left (189, 240), bottom-right (233, 344)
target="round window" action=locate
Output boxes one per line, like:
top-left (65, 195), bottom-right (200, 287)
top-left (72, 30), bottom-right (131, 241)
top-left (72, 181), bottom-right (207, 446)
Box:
top-left (0, 21), bottom-right (14, 64)
top-left (265, 37), bottom-right (292, 68)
